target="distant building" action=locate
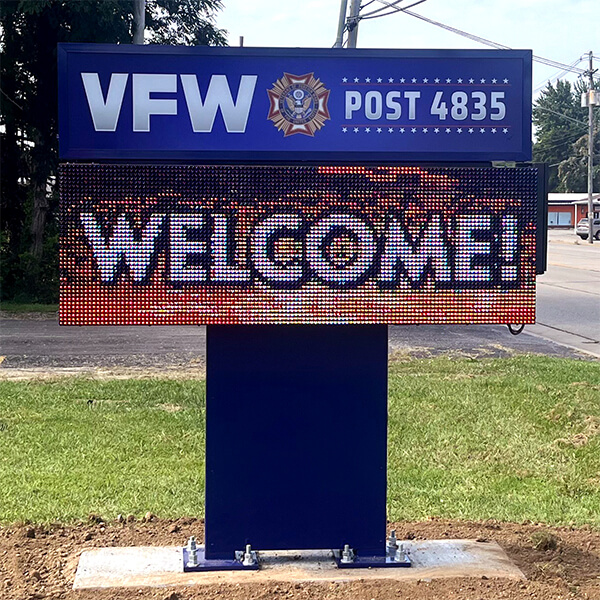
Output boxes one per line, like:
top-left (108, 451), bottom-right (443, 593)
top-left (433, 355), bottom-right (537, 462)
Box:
top-left (548, 193), bottom-right (600, 228)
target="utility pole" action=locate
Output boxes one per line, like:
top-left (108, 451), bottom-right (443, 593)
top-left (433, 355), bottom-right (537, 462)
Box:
top-left (584, 51), bottom-right (598, 244)
top-left (133, 0), bottom-right (145, 45)
top-left (334, 0), bottom-right (349, 48)
top-left (346, 0), bottom-right (361, 49)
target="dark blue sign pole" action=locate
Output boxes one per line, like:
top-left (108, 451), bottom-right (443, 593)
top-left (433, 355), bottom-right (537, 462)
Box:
top-left (204, 325), bottom-right (392, 565)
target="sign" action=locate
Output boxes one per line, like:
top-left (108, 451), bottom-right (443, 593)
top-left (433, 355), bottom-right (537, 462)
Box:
top-left (58, 45), bottom-right (532, 162)
top-left (60, 163), bottom-right (537, 325)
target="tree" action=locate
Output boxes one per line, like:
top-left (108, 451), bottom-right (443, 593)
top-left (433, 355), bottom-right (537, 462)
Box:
top-left (146, 0), bottom-right (227, 46)
top-left (533, 79), bottom-right (599, 193)
top-left (0, 0), bottom-right (226, 302)
top-left (533, 80), bottom-right (586, 192)
top-left (557, 131), bottom-right (600, 193)
top-left (556, 78), bottom-right (600, 193)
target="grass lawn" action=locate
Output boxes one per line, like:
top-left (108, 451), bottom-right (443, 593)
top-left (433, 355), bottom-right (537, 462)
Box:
top-left (0, 302), bottom-right (58, 314)
top-left (0, 356), bottom-right (599, 526)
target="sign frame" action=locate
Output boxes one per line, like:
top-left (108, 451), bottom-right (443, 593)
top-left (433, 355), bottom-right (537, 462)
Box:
top-left (57, 42), bottom-right (541, 569)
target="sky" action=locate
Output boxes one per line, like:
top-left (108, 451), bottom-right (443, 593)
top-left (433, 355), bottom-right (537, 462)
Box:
top-left (216, 0), bottom-right (599, 97)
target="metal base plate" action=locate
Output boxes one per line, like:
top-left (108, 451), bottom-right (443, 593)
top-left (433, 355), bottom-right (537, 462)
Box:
top-left (333, 550), bottom-right (411, 569)
top-left (183, 546), bottom-right (411, 572)
top-left (182, 547), bottom-right (259, 572)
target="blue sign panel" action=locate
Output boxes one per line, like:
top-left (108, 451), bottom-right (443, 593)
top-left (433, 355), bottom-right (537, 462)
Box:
top-left (58, 45), bottom-right (532, 162)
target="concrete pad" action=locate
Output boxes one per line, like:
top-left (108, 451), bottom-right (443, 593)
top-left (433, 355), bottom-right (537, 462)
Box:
top-left (73, 540), bottom-right (525, 589)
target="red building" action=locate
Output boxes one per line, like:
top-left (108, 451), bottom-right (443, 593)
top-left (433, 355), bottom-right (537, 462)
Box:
top-left (548, 193), bottom-right (600, 228)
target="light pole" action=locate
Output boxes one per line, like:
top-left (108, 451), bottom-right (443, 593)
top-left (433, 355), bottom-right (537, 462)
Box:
top-left (584, 51), bottom-right (598, 243)
top-left (346, 0), bottom-right (361, 49)
top-left (133, 0), bottom-right (145, 45)
top-left (334, 0), bottom-right (349, 48)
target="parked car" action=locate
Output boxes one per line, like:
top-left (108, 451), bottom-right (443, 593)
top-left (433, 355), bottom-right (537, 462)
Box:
top-left (576, 217), bottom-right (600, 240)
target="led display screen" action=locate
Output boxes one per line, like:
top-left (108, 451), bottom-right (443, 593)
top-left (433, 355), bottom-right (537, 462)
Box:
top-left (60, 164), bottom-right (537, 325)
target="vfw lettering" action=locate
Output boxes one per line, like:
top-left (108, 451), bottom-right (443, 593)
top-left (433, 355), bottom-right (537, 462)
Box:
top-left (81, 73), bottom-right (257, 132)
top-left (80, 211), bottom-right (520, 289)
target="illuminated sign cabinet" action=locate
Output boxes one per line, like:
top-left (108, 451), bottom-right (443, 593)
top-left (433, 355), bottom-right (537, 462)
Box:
top-left (59, 45), bottom-right (531, 162)
top-left (59, 45), bottom-right (540, 568)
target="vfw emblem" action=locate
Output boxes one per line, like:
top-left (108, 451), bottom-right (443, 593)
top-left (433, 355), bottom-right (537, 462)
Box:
top-left (267, 73), bottom-right (330, 137)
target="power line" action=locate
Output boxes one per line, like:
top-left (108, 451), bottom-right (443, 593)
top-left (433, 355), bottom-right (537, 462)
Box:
top-left (404, 8), bottom-right (588, 74)
top-left (404, 8), bottom-right (587, 73)
top-left (535, 106), bottom-right (588, 127)
top-left (362, 0), bottom-right (429, 20)
top-left (359, 0), bottom-right (379, 10)
top-left (368, 1), bottom-right (587, 75)
top-left (360, 0), bottom-right (405, 18)
top-left (533, 57), bottom-right (585, 93)
top-left (534, 130), bottom-right (587, 153)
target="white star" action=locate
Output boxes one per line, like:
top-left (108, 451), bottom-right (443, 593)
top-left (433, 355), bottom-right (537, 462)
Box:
top-left (480, 78), bottom-right (486, 83)
top-left (503, 128), bottom-right (509, 133)
top-left (445, 128), bottom-right (451, 133)
top-left (468, 128), bottom-right (474, 133)
top-left (446, 78), bottom-right (451, 83)
top-left (354, 127), bottom-right (359, 133)
top-left (457, 128), bottom-right (462, 133)
top-left (399, 128), bottom-right (405, 133)
top-left (434, 78), bottom-right (440, 83)
top-left (491, 78), bottom-right (497, 84)
top-left (480, 128), bottom-right (485, 133)
top-left (434, 128), bottom-right (440, 133)
top-left (503, 78), bottom-right (509, 84)
top-left (400, 78), bottom-right (406, 83)
top-left (422, 127), bottom-right (428, 133)
top-left (457, 78), bottom-right (463, 83)
top-left (365, 77), bottom-right (371, 83)
top-left (411, 78), bottom-right (417, 83)
top-left (377, 127), bottom-right (382, 133)
top-left (342, 127), bottom-right (348, 133)
top-left (491, 128), bottom-right (497, 133)
top-left (388, 77), bottom-right (394, 83)
top-left (377, 77), bottom-right (382, 83)
top-left (469, 78), bottom-right (474, 84)
top-left (342, 77), bottom-right (348, 83)
top-left (354, 77), bottom-right (359, 83)
top-left (388, 127), bottom-right (394, 133)
top-left (365, 127), bottom-right (371, 133)
top-left (423, 77), bottom-right (429, 83)
top-left (411, 128), bottom-right (417, 133)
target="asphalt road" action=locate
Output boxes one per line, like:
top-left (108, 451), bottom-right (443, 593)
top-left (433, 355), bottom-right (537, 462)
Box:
top-left (0, 231), bottom-right (598, 370)
top-left (0, 320), bottom-right (586, 370)
top-left (528, 231), bottom-right (600, 357)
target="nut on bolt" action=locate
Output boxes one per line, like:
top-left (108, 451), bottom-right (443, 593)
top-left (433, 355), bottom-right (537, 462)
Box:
top-left (341, 544), bottom-right (355, 563)
top-left (242, 543), bottom-right (257, 566)
top-left (395, 543), bottom-right (409, 563)
top-left (386, 529), bottom-right (399, 557)
top-left (186, 536), bottom-right (198, 567)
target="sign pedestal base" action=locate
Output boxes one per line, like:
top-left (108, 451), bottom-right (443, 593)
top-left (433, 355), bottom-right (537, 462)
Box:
top-left (205, 325), bottom-right (390, 563)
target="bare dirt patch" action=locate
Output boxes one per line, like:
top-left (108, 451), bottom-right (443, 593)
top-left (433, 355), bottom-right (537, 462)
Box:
top-left (1, 518), bottom-right (599, 600)
top-left (0, 365), bottom-right (206, 382)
